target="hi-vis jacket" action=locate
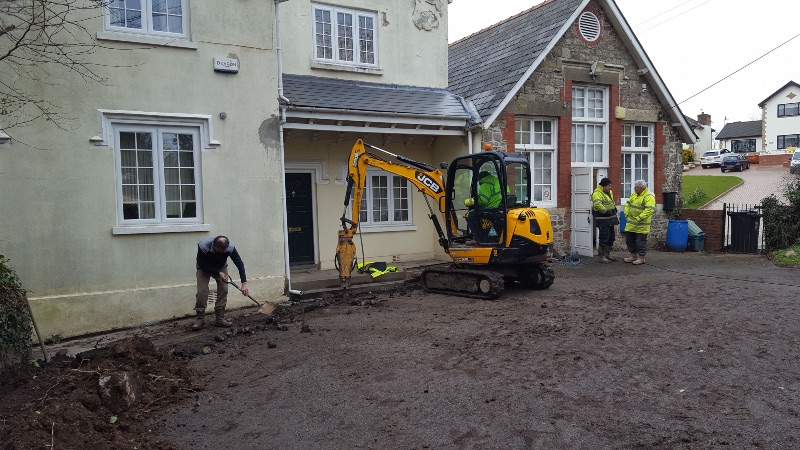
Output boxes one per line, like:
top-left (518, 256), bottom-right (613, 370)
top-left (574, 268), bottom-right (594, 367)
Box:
top-left (591, 186), bottom-right (617, 225)
top-left (623, 188), bottom-right (656, 234)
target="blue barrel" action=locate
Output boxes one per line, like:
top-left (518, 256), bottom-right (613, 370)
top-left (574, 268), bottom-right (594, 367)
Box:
top-left (665, 220), bottom-right (689, 252)
top-left (619, 211), bottom-right (626, 232)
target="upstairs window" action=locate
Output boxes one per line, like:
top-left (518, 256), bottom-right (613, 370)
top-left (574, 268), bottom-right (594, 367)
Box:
top-left (778, 103), bottom-right (799, 117)
top-left (107, 0), bottom-right (187, 36)
top-left (313, 4), bottom-right (377, 66)
top-left (571, 86), bottom-right (607, 164)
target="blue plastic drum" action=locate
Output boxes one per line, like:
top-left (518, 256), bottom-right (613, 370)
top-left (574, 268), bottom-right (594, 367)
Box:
top-left (665, 220), bottom-right (689, 252)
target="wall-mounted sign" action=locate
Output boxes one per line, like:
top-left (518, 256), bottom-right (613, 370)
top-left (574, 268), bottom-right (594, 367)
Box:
top-left (214, 57), bottom-right (239, 73)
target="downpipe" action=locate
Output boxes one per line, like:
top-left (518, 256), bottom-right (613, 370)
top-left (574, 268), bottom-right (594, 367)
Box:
top-left (276, 0), bottom-right (302, 297)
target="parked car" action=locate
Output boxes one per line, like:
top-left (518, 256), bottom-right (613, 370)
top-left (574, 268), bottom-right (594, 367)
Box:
top-left (700, 149), bottom-right (732, 168)
top-left (790, 149), bottom-right (800, 175)
top-left (720, 154), bottom-right (750, 172)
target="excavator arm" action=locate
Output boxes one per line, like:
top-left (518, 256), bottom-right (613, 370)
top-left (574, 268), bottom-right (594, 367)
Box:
top-left (336, 139), bottom-right (448, 288)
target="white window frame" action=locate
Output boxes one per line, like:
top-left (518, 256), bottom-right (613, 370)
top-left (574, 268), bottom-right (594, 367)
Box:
top-left (571, 86), bottom-right (608, 166)
top-left (515, 117), bottom-right (558, 207)
top-left (620, 122), bottom-right (654, 202)
top-left (105, 0), bottom-right (187, 37)
top-left (350, 169), bottom-right (415, 233)
top-left (108, 119), bottom-right (210, 235)
top-left (311, 4), bottom-right (378, 68)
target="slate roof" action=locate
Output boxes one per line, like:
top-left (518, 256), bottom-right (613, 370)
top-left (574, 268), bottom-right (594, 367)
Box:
top-left (448, 0), bottom-right (583, 120)
top-left (715, 121), bottom-right (761, 140)
top-left (683, 115), bottom-right (703, 128)
top-left (282, 74), bottom-right (478, 123)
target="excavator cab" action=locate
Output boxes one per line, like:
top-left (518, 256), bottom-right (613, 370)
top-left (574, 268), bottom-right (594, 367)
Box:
top-left (445, 151), bottom-right (532, 247)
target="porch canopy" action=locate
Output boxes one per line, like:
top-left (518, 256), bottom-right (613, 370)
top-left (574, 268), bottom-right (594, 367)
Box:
top-left (281, 74), bottom-right (480, 136)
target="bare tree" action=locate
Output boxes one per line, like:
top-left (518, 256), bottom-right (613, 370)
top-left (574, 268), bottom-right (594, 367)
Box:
top-left (1, 0), bottom-right (107, 132)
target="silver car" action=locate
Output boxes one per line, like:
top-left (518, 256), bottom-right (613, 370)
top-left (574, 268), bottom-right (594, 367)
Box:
top-left (790, 150), bottom-right (800, 175)
top-left (700, 149), bottom-right (732, 169)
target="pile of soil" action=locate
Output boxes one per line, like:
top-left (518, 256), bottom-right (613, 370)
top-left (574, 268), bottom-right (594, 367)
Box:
top-left (0, 336), bottom-right (203, 449)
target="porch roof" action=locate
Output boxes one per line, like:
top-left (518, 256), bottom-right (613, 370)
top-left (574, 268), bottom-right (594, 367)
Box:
top-left (281, 74), bottom-right (480, 136)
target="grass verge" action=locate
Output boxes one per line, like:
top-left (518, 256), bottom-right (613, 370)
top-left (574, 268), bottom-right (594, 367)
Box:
top-left (682, 175), bottom-right (742, 209)
top-left (769, 244), bottom-right (800, 267)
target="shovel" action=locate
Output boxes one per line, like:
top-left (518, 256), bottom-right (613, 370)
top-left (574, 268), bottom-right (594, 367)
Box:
top-left (225, 278), bottom-right (276, 315)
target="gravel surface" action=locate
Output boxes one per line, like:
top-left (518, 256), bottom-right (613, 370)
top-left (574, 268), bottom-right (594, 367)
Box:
top-left (140, 251), bottom-right (800, 449)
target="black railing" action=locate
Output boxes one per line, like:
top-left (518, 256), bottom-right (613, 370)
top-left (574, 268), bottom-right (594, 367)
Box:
top-left (722, 203), bottom-right (764, 253)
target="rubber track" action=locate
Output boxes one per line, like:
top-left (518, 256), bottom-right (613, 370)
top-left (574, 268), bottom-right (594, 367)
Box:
top-left (531, 264), bottom-right (555, 290)
top-left (420, 265), bottom-right (504, 300)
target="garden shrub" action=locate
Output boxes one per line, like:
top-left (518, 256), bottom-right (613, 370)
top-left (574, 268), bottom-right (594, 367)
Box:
top-left (682, 148), bottom-right (696, 165)
top-left (0, 254), bottom-right (32, 366)
top-left (762, 177), bottom-right (800, 251)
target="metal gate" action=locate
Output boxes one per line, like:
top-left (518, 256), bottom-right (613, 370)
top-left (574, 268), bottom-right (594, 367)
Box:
top-left (722, 203), bottom-right (764, 253)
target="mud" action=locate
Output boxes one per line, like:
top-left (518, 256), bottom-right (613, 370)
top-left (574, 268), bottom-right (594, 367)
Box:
top-left (3, 251), bottom-right (800, 449)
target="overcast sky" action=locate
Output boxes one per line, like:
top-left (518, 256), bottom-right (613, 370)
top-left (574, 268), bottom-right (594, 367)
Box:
top-left (448, 0), bottom-right (800, 134)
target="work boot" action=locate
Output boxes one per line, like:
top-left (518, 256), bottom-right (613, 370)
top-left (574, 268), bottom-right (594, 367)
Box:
top-left (598, 248), bottom-right (612, 263)
top-left (191, 311), bottom-right (205, 331)
top-left (214, 309), bottom-right (233, 328)
top-left (623, 252), bottom-right (638, 263)
top-left (632, 255), bottom-right (646, 265)
top-left (602, 245), bottom-right (617, 262)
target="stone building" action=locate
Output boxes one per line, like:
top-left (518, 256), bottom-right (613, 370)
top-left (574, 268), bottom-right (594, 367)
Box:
top-left (448, 0), bottom-right (695, 256)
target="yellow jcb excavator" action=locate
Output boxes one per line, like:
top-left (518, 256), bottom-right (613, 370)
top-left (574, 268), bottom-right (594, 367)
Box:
top-left (336, 139), bottom-right (554, 299)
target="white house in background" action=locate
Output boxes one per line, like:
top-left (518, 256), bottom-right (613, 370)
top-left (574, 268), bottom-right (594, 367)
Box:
top-left (684, 112), bottom-right (715, 155)
top-left (759, 81), bottom-right (800, 153)
top-left (715, 120), bottom-right (762, 153)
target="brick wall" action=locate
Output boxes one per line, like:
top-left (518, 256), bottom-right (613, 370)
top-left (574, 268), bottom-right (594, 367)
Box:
top-left (681, 209), bottom-right (724, 252)
top-left (760, 154), bottom-right (791, 166)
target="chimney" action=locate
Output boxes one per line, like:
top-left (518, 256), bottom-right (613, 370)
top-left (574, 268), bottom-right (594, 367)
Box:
top-left (697, 112), bottom-right (711, 126)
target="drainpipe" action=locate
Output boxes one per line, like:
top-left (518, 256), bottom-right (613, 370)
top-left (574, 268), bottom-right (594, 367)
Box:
top-left (275, 0), bottom-right (301, 297)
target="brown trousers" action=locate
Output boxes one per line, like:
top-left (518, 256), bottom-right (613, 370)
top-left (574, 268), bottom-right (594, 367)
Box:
top-left (195, 265), bottom-right (228, 313)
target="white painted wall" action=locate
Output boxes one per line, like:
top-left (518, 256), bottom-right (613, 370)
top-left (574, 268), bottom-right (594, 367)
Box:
top-left (762, 84), bottom-right (800, 153)
top-left (280, 0), bottom-right (450, 88)
top-left (0, 2), bottom-right (285, 337)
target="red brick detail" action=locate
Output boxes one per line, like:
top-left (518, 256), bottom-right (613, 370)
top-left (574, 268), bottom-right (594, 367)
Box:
top-left (501, 112), bottom-right (516, 152)
top-left (681, 209), bottom-right (724, 252)
top-left (653, 122), bottom-right (665, 202)
top-left (558, 80), bottom-right (573, 209)
top-left (608, 83), bottom-right (622, 204)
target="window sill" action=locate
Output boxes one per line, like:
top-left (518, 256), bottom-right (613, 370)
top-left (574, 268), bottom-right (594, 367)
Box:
top-left (311, 61), bottom-right (383, 75)
top-left (357, 224), bottom-right (417, 233)
top-left (97, 31), bottom-right (198, 49)
top-left (112, 224), bottom-right (211, 235)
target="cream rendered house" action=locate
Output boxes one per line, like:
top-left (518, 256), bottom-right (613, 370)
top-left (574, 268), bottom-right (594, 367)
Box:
top-left (276, 0), bottom-right (476, 271)
top-left (0, 1), bottom-right (287, 337)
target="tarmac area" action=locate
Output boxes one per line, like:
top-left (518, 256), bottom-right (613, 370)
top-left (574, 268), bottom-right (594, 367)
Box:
top-left (6, 251), bottom-right (798, 449)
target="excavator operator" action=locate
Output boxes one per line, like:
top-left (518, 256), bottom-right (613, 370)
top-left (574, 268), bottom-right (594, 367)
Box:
top-left (464, 165), bottom-right (504, 243)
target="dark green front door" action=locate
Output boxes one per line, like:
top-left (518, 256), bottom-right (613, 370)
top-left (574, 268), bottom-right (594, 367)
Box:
top-left (286, 172), bottom-right (315, 265)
